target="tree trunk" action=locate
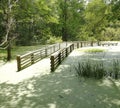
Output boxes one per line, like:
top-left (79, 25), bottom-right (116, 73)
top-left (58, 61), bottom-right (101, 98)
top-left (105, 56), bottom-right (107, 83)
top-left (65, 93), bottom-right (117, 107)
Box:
top-left (61, 0), bottom-right (67, 41)
top-left (7, 40), bottom-right (11, 61)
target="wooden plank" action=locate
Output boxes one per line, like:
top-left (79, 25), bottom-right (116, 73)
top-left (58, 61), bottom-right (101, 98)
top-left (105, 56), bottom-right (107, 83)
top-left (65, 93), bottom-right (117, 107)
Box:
top-left (17, 55), bottom-right (21, 71)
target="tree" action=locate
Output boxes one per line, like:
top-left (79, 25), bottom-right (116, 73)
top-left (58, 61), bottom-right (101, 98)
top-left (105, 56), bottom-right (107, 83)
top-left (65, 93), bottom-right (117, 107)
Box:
top-left (80, 0), bottom-right (109, 41)
top-left (59, 0), bottom-right (68, 41)
top-left (0, 0), bottom-right (19, 61)
top-left (58, 0), bottom-right (85, 41)
top-left (101, 0), bottom-right (120, 40)
top-left (15, 0), bottom-right (59, 45)
top-left (109, 0), bottom-right (120, 21)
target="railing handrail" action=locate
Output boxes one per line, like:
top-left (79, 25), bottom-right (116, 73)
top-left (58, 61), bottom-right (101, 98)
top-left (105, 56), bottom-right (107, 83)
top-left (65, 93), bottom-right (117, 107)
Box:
top-left (50, 44), bottom-right (74, 72)
top-left (17, 43), bottom-right (61, 71)
top-left (17, 41), bottom-right (118, 71)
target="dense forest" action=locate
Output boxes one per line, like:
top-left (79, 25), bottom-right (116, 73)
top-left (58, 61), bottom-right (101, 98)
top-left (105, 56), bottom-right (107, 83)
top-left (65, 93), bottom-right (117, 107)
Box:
top-left (0, 0), bottom-right (120, 46)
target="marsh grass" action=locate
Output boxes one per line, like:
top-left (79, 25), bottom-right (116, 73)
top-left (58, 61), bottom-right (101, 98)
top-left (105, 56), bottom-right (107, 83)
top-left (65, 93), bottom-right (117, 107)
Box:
top-left (75, 59), bottom-right (120, 80)
top-left (75, 60), bottom-right (106, 79)
top-left (112, 59), bottom-right (120, 79)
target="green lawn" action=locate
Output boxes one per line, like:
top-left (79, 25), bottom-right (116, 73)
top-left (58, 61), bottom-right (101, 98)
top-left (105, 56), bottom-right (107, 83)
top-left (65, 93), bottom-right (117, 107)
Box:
top-left (0, 45), bottom-right (46, 61)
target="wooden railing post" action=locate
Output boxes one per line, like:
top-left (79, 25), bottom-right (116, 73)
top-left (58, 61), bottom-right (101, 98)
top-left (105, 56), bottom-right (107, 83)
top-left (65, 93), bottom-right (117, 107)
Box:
top-left (58, 52), bottom-right (61, 64)
top-left (91, 41), bottom-right (93, 46)
top-left (77, 42), bottom-right (79, 48)
top-left (50, 56), bottom-right (54, 72)
top-left (59, 43), bottom-right (61, 49)
top-left (70, 45), bottom-right (72, 52)
top-left (31, 53), bottom-right (34, 64)
top-left (73, 43), bottom-right (75, 49)
top-left (45, 47), bottom-right (47, 57)
top-left (17, 55), bottom-right (21, 71)
top-left (66, 48), bottom-right (68, 57)
top-left (72, 44), bottom-right (74, 50)
top-left (97, 41), bottom-right (100, 46)
top-left (80, 42), bottom-right (83, 47)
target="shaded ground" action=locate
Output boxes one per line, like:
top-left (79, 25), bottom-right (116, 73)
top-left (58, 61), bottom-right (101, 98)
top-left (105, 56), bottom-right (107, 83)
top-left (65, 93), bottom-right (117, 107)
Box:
top-left (0, 45), bottom-right (120, 108)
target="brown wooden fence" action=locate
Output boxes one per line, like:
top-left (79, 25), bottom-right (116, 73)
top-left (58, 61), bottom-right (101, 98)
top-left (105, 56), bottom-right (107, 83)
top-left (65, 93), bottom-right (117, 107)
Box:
top-left (50, 44), bottom-right (74, 72)
top-left (50, 41), bottom-right (118, 72)
top-left (73, 41), bottom-right (100, 48)
top-left (74, 41), bottom-right (118, 48)
top-left (17, 41), bottom-right (118, 71)
top-left (17, 43), bottom-right (61, 71)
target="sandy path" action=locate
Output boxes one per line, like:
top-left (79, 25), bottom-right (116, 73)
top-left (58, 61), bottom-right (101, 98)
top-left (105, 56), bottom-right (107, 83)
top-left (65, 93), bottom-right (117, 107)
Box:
top-left (0, 58), bottom-right (51, 84)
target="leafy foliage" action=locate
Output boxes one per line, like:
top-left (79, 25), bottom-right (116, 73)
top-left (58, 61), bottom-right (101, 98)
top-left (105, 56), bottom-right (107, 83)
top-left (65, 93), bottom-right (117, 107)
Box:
top-left (0, 0), bottom-right (120, 45)
top-left (0, 0), bottom-right (120, 60)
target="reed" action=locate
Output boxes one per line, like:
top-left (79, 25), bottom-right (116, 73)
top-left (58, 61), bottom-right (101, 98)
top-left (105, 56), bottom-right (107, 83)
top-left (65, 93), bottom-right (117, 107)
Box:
top-left (75, 60), bottom-right (120, 79)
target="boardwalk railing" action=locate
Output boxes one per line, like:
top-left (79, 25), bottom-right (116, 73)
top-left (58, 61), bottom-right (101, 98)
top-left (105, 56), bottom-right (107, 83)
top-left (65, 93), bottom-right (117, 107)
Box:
top-left (72, 41), bottom-right (118, 48)
top-left (50, 44), bottom-right (74, 72)
top-left (17, 43), bottom-right (61, 71)
top-left (73, 41), bottom-right (100, 48)
top-left (100, 41), bottom-right (118, 46)
top-left (17, 41), bottom-right (118, 71)
top-left (50, 41), bottom-right (118, 72)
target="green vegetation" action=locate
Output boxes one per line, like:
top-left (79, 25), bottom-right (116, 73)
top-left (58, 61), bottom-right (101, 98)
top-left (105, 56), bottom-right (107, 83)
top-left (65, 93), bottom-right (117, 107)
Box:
top-left (112, 59), bottom-right (120, 79)
top-left (84, 48), bottom-right (106, 53)
top-left (75, 60), bottom-right (106, 79)
top-left (75, 58), bottom-right (120, 80)
top-left (47, 36), bottom-right (62, 44)
top-left (0, 0), bottom-right (120, 44)
top-left (77, 48), bottom-right (106, 53)
top-left (0, 0), bottom-right (120, 60)
top-left (0, 45), bottom-right (45, 60)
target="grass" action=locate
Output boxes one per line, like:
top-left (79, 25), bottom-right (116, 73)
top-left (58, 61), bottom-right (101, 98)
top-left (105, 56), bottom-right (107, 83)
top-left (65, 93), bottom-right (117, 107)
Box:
top-left (112, 59), bottom-right (120, 79)
top-left (77, 48), bottom-right (106, 53)
top-left (84, 48), bottom-right (106, 53)
top-left (75, 60), bottom-right (106, 79)
top-left (0, 45), bottom-right (45, 60)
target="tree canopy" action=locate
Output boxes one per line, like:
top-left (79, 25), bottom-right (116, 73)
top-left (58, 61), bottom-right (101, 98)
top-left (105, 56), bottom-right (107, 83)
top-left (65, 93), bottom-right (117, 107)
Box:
top-left (0, 0), bottom-right (120, 46)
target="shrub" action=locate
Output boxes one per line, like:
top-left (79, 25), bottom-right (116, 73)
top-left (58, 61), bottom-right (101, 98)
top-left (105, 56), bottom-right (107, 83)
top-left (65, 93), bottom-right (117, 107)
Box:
top-left (47, 36), bottom-right (62, 44)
